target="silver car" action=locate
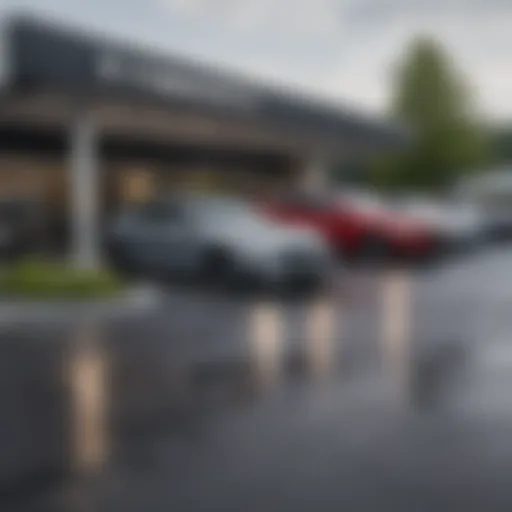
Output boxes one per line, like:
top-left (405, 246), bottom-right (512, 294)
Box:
top-left (107, 195), bottom-right (333, 292)
top-left (397, 197), bottom-right (486, 251)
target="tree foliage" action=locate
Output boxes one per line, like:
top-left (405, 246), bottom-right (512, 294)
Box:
top-left (491, 126), bottom-right (512, 164)
top-left (372, 37), bottom-right (489, 191)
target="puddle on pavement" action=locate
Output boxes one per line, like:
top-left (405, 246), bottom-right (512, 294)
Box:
top-left (0, 270), bottom-right (490, 509)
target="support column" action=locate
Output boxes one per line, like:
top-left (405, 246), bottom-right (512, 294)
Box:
top-left (69, 110), bottom-right (101, 270)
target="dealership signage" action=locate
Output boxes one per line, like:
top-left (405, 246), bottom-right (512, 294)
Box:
top-left (95, 48), bottom-right (259, 111)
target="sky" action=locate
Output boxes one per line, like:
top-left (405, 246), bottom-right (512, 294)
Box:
top-left (1, 0), bottom-right (511, 121)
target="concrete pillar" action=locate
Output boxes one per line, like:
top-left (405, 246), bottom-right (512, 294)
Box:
top-left (300, 154), bottom-right (330, 193)
top-left (69, 110), bottom-right (101, 270)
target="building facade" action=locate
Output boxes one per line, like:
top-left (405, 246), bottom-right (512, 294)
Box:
top-left (0, 16), bottom-right (407, 268)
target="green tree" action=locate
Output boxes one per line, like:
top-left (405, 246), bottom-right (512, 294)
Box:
top-left (491, 125), bottom-right (512, 164)
top-left (373, 37), bottom-right (489, 191)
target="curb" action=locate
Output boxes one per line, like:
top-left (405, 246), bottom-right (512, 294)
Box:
top-left (0, 283), bottom-right (162, 326)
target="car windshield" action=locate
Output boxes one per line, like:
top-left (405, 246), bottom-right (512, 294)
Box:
top-left (340, 193), bottom-right (388, 213)
top-left (191, 197), bottom-right (269, 228)
top-left (394, 200), bottom-right (443, 221)
top-left (405, 202), bottom-right (439, 215)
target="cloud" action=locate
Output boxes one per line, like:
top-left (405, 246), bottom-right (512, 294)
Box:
top-left (158, 0), bottom-right (344, 36)
top-left (151, 1), bottom-right (512, 119)
top-left (9, 0), bottom-right (512, 119)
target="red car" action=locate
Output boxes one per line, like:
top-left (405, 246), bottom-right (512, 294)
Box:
top-left (260, 193), bottom-right (441, 261)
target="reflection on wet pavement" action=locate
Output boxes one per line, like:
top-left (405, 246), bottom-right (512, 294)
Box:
top-left (248, 301), bottom-right (284, 390)
top-left (304, 296), bottom-right (337, 380)
top-left (70, 325), bottom-right (109, 475)
top-left (380, 271), bottom-right (411, 405)
top-left (6, 249), bottom-right (512, 510)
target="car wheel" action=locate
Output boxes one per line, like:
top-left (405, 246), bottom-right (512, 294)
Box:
top-left (201, 247), bottom-right (237, 289)
top-left (359, 234), bottom-right (391, 264)
top-left (107, 241), bottom-right (137, 277)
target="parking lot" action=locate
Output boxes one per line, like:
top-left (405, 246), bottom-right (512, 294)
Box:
top-left (6, 244), bottom-right (512, 512)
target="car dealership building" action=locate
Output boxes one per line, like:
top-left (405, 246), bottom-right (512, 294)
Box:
top-left (0, 16), bottom-right (407, 268)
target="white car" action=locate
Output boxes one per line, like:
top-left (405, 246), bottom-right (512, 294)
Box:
top-left (454, 170), bottom-right (512, 240)
top-left (397, 198), bottom-right (486, 251)
top-left (107, 194), bottom-right (334, 293)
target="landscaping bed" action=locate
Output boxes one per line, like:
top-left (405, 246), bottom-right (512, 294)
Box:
top-left (0, 258), bottom-right (124, 300)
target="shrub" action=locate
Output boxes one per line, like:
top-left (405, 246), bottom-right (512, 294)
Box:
top-left (1, 258), bottom-right (124, 299)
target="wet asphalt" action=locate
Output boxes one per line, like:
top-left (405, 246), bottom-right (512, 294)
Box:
top-left (7, 244), bottom-right (512, 512)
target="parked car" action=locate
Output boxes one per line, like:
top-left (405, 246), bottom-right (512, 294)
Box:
top-left (395, 197), bottom-right (487, 252)
top-left (454, 170), bottom-right (512, 240)
top-left (106, 195), bottom-right (333, 293)
top-left (261, 191), bottom-right (441, 262)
